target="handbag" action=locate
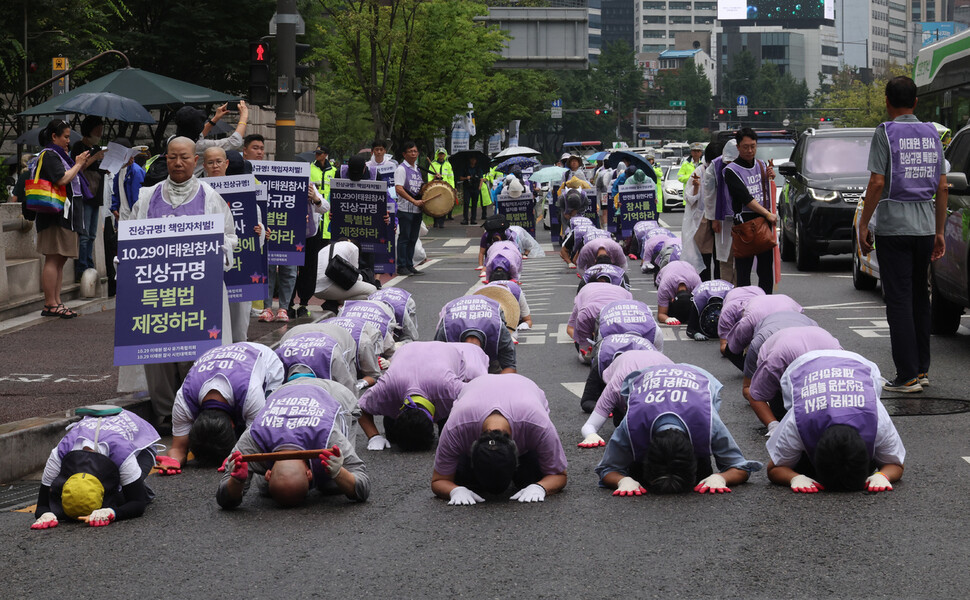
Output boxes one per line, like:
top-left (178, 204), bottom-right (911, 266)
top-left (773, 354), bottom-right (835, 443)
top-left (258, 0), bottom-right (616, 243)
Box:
top-left (731, 162), bottom-right (776, 258)
top-left (24, 151), bottom-right (67, 214)
top-left (325, 242), bottom-right (360, 290)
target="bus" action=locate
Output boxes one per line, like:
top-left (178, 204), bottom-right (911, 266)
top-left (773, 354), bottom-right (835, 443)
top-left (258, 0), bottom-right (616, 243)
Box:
top-left (914, 29), bottom-right (970, 131)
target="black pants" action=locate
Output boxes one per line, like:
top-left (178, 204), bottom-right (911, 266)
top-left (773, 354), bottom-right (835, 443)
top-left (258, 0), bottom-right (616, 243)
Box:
top-left (462, 186), bottom-right (479, 222)
top-left (723, 346), bottom-right (745, 371)
top-left (686, 302), bottom-right (701, 337)
top-left (292, 232), bottom-right (328, 308)
top-left (733, 215), bottom-right (773, 294)
top-left (454, 450), bottom-right (543, 496)
top-left (103, 217), bottom-right (117, 297)
top-left (580, 367), bottom-right (606, 413)
top-left (875, 234), bottom-right (934, 380)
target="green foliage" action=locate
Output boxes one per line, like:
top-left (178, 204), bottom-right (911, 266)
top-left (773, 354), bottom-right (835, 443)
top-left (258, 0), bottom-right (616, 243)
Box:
top-left (813, 63), bottom-right (912, 128)
top-left (654, 58), bottom-right (712, 130)
top-left (315, 79), bottom-right (375, 160)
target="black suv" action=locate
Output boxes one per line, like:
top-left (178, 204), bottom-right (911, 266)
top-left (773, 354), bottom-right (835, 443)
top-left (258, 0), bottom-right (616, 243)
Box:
top-left (777, 127), bottom-right (874, 270)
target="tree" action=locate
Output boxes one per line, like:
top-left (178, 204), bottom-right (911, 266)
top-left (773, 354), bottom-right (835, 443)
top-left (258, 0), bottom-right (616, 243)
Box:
top-left (813, 63), bottom-right (912, 128)
top-left (721, 49), bottom-right (757, 105)
top-left (315, 78), bottom-right (375, 159)
top-left (654, 58), bottom-right (712, 130)
top-left (591, 40), bottom-right (643, 134)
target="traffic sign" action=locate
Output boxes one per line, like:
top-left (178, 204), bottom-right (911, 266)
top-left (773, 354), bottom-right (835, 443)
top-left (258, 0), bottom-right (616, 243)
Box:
top-left (737, 105), bottom-right (748, 117)
top-left (552, 98), bottom-right (563, 107)
top-left (551, 100), bottom-right (562, 119)
top-left (736, 95), bottom-right (748, 106)
top-left (669, 100), bottom-right (686, 107)
top-left (52, 57), bottom-right (69, 97)
top-left (638, 132), bottom-right (650, 139)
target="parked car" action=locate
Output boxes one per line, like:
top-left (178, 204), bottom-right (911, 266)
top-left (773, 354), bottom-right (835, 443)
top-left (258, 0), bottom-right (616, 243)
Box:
top-left (777, 127), bottom-right (874, 270)
top-left (662, 164), bottom-right (685, 211)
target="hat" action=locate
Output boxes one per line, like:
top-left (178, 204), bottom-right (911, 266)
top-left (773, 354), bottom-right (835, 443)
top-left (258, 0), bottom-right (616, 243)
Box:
top-left (507, 177), bottom-right (525, 199)
top-left (624, 165), bottom-right (637, 177)
top-left (174, 106), bottom-right (207, 140)
top-left (690, 142), bottom-right (704, 151)
top-left (474, 284), bottom-right (520, 331)
top-left (644, 149), bottom-right (656, 159)
top-left (560, 152), bottom-right (571, 162)
top-left (563, 189), bottom-right (586, 213)
top-left (61, 472), bottom-right (105, 519)
top-left (722, 139), bottom-right (739, 162)
top-left (314, 145), bottom-right (330, 155)
top-left (632, 169), bottom-right (647, 184)
top-left (699, 298), bottom-right (723, 339)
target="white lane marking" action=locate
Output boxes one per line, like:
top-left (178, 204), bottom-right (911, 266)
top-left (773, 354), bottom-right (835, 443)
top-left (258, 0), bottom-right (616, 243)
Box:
top-left (963, 457), bottom-right (970, 466)
top-left (463, 247), bottom-right (479, 255)
top-left (444, 238), bottom-right (474, 247)
top-left (802, 301), bottom-right (882, 310)
top-left (555, 324), bottom-right (574, 343)
top-left (658, 218), bottom-right (672, 229)
top-left (414, 259), bottom-right (440, 271)
top-left (561, 382), bottom-right (586, 398)
top-left (517, 335), bottom-right (548, 345)
top-left (849, 320), bottom-right (889, 328)
top-left (528, 323), bottom-right (549, 331)
top-left (412, 280), bottom-right (469, 285)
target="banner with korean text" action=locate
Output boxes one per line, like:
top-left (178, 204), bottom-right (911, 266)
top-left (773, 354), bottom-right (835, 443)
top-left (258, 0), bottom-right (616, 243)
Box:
top-left (207, 175), bottom-right (267, 301)
top-left (251, 160), bottom-right (310, 265)
top-left (329, 178), bottom-right (396, 274)
top-left (617, 184), bottom-right (658, 238)
top-left (114, 215), bottom-right (224, 365)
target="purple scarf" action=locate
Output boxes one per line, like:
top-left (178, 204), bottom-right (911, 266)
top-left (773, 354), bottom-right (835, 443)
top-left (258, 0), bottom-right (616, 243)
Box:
top-left (44, 143), bottom-right (93, 201)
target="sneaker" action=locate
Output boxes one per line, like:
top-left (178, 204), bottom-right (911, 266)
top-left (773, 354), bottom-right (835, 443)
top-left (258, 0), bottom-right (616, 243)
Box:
top-left (917, 372), bottom-right (929, 386)
top-left (883, 376), bottom-right (922, 393)
top-left (258, 308), bottom-right (274, 322)
top-left (408, 267), bottom-right (424, 275)
top-left (692, 332), bottom-right (708, 341)
top-left (295, 305), bottom-right (310, 319)
top-left (275, 308), bottom-right (290, 323)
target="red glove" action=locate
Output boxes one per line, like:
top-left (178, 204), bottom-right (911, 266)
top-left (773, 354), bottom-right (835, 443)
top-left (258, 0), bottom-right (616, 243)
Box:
top-left (318, 445), bottom-right (344, 477)
top-left (86, 508), bottom-right (115, 527)
top-left (227, 451), bottom-right (248, 482)
top-left (612, 476), bottom-right (647, 496)
top-left (628, 254), bottom-right (638, 260)
top-left (665, 318), bottom-right (681, 326)
top-left (155, 455), bottom-right (182, 476)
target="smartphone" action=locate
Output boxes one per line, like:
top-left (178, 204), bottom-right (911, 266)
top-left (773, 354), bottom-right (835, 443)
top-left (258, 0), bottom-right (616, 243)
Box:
top-left (227, 101), bottom-right (239, 111)
top-left (88, 145), bottom-right (102, 155)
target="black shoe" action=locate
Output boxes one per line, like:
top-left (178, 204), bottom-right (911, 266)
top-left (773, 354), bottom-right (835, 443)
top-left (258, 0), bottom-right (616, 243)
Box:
top-left (580, 399), bottom-right (596, 414)
top-left (408, 267), bottom-right (424, 275)
top-left (470, 220), bottom-right (477, 225)
top-left (295, 305), bottom-right (310, 319)
top-left (286, 307), bottom-right (296, 319)
top-left (460, 220), bottom-right (469, 225)
top-left (396, 270), bottom-right (410, 276)
top-left (883, 376), bottom-right (922, 393)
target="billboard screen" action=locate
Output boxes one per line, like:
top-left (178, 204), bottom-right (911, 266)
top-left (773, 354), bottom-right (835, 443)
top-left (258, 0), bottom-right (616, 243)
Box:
top-left (718, 0), bottom-right (834, 24)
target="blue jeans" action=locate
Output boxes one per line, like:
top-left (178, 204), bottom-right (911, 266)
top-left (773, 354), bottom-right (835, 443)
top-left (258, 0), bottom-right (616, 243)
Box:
top-left (266, 264), bottom-right (298, 310)
top-left (76, 203), bottom-right (101, 275)
top-left (397, 211), bottom-right (423, 271)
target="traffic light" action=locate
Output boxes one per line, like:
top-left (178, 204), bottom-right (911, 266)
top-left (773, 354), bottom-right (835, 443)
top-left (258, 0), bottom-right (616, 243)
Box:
top-left (249, 41), bottom-right (271, 106)
top-left (819, 116), bottom-right (833, 122)
top-left (593, 108), bottom-right (610, 115)
top-left (294, 42), bottom-right (311, 97)
top-left (718, 108), bottom-right (725, 115)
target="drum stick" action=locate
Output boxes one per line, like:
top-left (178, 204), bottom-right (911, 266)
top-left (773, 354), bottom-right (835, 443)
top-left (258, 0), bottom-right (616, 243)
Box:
top-left (238, 448), bottom-right (335, 462)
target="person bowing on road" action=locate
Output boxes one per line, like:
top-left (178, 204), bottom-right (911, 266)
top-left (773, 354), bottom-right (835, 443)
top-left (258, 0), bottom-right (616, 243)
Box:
top-left (435, 295), bottom-right (517, 373)
top-left (766, 350), bottom-right (905, 493)
top-left (595, 363), bottom-right (762, 496)
top-left (431, 374), bottom-right (568, 505)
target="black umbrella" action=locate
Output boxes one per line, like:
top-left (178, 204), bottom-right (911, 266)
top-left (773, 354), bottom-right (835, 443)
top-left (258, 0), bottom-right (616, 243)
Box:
top-left (14, 123), bottom-right (81, 147)
top-left (295, 150), bottom-right (317, 162)
top-left (55, 92), bottom-right (156, 124)
top-left (449, 149), bottom-right (490, 177)
top-left (605, 150), bottom-right (657, 183)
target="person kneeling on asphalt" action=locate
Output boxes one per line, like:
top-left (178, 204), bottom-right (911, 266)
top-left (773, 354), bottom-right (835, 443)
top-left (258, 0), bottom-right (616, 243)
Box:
top-left (480, 277), bottom-right (533, 330)
top-left (686, 279), bottom-right (733, 341)
top-left (483, 240), bottom-right (523, 281)
top-left (724, 294), bottom-right (804, 368)
top-left (282, 320), bottom-right (387, 392)
top-left (595, 363), bottom-right (762, 496)
top-left (431, 374), bottom-right (567, 505)
top-left (369, 287), bottom-right (419, 343)
top-left (578, 263), bottom-right (631, 293)
top-left (359, 341), bottom-right (489, 451)
top-left (747, 326), bottom-right (842, 436)
top-left (578, 349), bottom-right (673, 448)
top-left (339, 299), bottom-right (398, 358)
top-left (216, 378), bottom-right (368, 508)
top-left (274, 330), bottom-right (359, 395)
top-left (596, 299), bottom-right (665, 350)
top-left (435, 295), bottom-right (517, 373)
top-left (163, 342), bottom-right (285, 473)
top-left (766, 350), bottom-right (905, 493)
top-left (579, 333), bottom-right (660, 414)
top-left (567, 282), bottom-right (634, 362)
top-left (716, 285), bottom-right (766, 358)
top-left (32, 409), bottom-right (160, 530)
top-left (655, 260), bottom-right (702, 326)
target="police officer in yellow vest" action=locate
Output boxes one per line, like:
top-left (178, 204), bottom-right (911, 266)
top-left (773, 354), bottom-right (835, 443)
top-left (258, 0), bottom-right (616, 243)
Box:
top-left (428, 148), bottom-right (455, 228)
top-left (295, 145), bottom-right (335, 317)
top-left (678, 143), bottom-right (704, 185)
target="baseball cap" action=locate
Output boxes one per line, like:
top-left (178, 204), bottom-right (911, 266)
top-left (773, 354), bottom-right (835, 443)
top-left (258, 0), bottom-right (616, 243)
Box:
top-left (690, 142), bottom-right (704, 151)
top-left (314, 145), bottom-right (330, 155)
top-left (61, 472), bottom-right (105, 519)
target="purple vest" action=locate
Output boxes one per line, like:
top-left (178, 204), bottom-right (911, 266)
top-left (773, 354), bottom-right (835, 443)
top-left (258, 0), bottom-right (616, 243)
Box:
top-left (440, 296), bottom-right (502, 358)
top-left (712, 157), bottom-right (733, 221)
top-left (275, 333), bottom-right (339, 379)
top-left (57, 412), bottom-right (160, 469)
top-left (885, 121), bottom-right (942, 203)
top-left (486, 280), bottom-right (522, 300)
top-left (180, 343), bottom-right (264, 425)
top-left (626, 365), bottom-right (714, 459)
top-left (147, 181), bottom-right (207, 218)
top-left (576, 229), bottom-right (611, 255)
top-left (321, 316), bottom-right (368, 367)
top-left (725, 160), bottom-right (767, 213)
top-left (594, 333), bottom-right (659, 377)
top-left (597, 300), bottom-right (657, 340)
top-left (788, 355), bottom-right (879, 461)
top-left (341, 300), bottom-right (393, 337)
top-left (569, 216), bottom-right (594, 230)
top-left (642, 233), bottom-right (674, 261)
top-left (249, 384), bottom-right (340, 485)
top-left (583, 264), bottom-right (626, 287)
top-left (692, 279), bottom-right (734, 312)
top-left (369, 288), bottom-right (412, 328)
top-left (633, 220), bottom-right (659, 238)
top-left (402, 163), bottom-right (424, 197)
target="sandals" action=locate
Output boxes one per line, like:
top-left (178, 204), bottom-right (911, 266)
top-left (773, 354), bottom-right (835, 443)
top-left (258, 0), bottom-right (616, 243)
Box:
top-left (40, 304), bottom-right (78, 319)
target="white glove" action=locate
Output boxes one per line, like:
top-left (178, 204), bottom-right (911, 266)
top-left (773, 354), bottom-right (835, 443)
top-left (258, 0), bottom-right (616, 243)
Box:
top-left (366, 434), bottom-right (391, 451)
top-left (30, 512), bottom-right (58, 530)
top-left (865, 471), bottom-right (893, 492)
top-left (221, 243), bottom-right (235, 271)
top-left (510, 483), bottom-right (546, 503)
top-left (319, 448), bottom-right (344, 476)
top-left (694, 473), bottom-right (730, 494)
top-left (355, 379), bottom-right (370, 391)
top-left (87, 508), bottom-right (116, 527)
top-left (112, 255), bottom-right (120, 280)
top-left (448, 486), bottom-right (485, 506)
top-left (378, 357), bottom-right (390, 370)
top-left (765, 420), bottom-right (780, 437)
top-left (790, 474), bottom-right (823, 493)
top-left (613, 476), bottom-right (646, 497)
top-left (577, 432), bottom-right (606, 448)
top-left (516, 322), bottom-right (531, 331)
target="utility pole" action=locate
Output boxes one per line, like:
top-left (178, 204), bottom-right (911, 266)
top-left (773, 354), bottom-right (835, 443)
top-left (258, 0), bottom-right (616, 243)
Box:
top-left (275, 0), bottom-right (297, 161)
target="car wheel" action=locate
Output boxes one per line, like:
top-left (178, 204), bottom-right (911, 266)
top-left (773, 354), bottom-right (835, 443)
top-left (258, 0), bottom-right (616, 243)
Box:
top-left (779, 221), bottom-right (795, 262)
top-left (794, 219), bottom-right (819, 271)
top-left (852, 232), bottom-right (877, 291)
top-left (930, 267), bottom-right (962, 334)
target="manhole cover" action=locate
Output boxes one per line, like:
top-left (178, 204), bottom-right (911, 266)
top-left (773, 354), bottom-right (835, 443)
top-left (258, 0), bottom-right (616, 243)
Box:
top-left (0, 482), bottom-right (37, 511)
top-left (882, 397), bottom-right (970, 416)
